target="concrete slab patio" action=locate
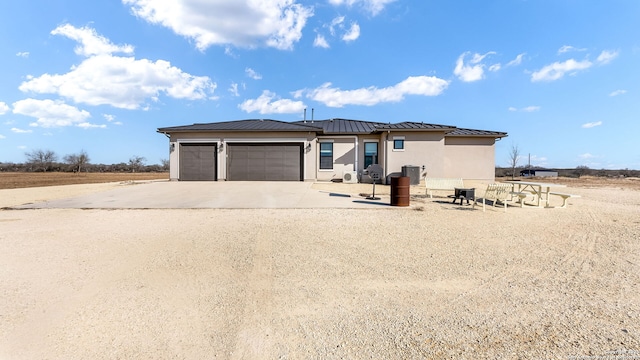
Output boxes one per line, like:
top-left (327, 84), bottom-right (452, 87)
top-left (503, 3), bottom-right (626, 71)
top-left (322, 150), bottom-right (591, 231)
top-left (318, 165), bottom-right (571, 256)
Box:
top-left (11, 181), bottom-right (394, 209)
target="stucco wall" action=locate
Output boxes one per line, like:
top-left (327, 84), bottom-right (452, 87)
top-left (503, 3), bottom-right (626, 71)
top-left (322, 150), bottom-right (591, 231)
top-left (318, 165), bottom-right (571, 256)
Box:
top-left (443, 137), bottom-right (497, 181)
top-left (383, 132), bottom-right (446, 180)
top-left (316, 137), bottom-right (358, 182)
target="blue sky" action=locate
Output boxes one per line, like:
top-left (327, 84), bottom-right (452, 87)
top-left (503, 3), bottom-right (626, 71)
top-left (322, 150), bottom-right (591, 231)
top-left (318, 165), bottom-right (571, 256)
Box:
top-left (1, 0), bottom-right (638, 169)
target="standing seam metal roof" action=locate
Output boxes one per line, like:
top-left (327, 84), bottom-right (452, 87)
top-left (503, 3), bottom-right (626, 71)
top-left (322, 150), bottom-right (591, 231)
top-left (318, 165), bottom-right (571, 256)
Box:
top-left (158, 118), bottom-right (507, 138)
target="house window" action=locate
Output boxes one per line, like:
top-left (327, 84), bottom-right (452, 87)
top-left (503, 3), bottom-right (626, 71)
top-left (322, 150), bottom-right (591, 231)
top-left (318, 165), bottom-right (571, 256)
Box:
top-left (319, 142), bottom-right (333, 169)
top-left (364, 142), bottom-right (378, 168)
top-left (393, 139), bottom-right (404, 150)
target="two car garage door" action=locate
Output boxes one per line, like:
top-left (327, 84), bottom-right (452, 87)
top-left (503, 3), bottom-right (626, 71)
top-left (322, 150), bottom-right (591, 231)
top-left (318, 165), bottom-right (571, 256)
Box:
top-left (179, 143), bottom-right (303, 181)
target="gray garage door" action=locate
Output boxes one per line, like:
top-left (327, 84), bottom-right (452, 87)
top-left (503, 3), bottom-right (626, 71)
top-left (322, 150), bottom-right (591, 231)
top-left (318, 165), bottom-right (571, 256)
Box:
top-left (179, 143), bottom-right (217, 181)
top-left (227, 143), bottom-right (303, 181)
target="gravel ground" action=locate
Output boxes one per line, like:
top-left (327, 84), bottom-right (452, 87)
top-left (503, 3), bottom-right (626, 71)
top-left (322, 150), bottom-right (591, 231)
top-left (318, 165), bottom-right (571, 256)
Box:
top-left (0, 181), bottom-right (638, 359)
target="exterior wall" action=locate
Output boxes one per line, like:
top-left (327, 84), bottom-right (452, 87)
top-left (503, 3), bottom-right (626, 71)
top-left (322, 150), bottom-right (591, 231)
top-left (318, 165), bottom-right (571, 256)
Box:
top-left (316, 136), bottom-right (358, 182)
top-left (164, 130), bottom-right (501, 183)
top-left (443, 137), bottom-right (497, 181)
top-left (168, 131), bottom-right (317, 181)
top-left (383, 132), bottom-right (447, 181)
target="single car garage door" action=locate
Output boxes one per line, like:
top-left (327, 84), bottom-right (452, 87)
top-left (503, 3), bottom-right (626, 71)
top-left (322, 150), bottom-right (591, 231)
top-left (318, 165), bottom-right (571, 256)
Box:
top-left (227, 143), bottom-right (303, 181)
top-left (179, 143), bottom-right (217, 181)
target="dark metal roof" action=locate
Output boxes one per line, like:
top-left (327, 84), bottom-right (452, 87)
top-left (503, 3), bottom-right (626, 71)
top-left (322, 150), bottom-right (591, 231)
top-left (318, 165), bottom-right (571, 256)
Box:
top-left (157, 119), bottom-right (321, 133)
top-left (446, 128), bottom-right (508, 138)
top-left (158, 118), bottom-right (507, 138)
top-left (374, 121), bottom-right (456, 131)
top-left (306, 118), bottom-right (382, 134)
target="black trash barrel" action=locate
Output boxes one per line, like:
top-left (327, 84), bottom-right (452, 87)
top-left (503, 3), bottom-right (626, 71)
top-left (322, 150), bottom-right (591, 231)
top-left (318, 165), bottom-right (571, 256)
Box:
top-left (390, 176), bottom-right (410, 207)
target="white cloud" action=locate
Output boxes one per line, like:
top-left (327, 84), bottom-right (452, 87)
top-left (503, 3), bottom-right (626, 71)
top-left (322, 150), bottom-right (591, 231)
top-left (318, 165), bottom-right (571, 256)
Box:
top-left (532, 49), bottom-right (617, 82)
top-left (596, 50), bottom-right (619, 65)
top-left (12, 99), bottom-right (91, 128)
top-left (579, 153), bottom-right (595, 159)
top-left (0, 102), bottom-right (9, 115)
top-left (123, 0), bottom-right (313, 51)
top-left (328, 0), bottom-right (397, 15)
top-left (103, 113), bottom-right (122, 125)
top-left (582, 121), bottom-right (602, 129)
top-left (342, 22), bottom-right (360, 42)
top-left (229, 83), bottom-right (240, 96)
top-left (20, 55), bottom-right (216, 110)
top-left (314, 34), bottom-right (330, 48)
top-left (488, 63), bottom-right (501, 72)
top-left (77, 122), bottom-right (107, 129)
top-left (0, 134), bottom-right (5, 139)
top-left (558, 45), bottom-right (587, 54)
top-left (245, 68), bottom-right (262, 80)
top-left (531, 58), bottom-right (593, 82)
top-left (52, 24), bottom-right (134, 56)
top-left (509, 106), bottom-right (540, 112)
top-left (11, 127), bottom-right (33, 134)
top-left (18, 25), bottom-right (217, 110)
top-left (609, 89), bottom-right (627, 97)
top-left (329, 16), bottom-right (345, 36)
top-left (16, 52), bottom-right (30, 58)
top-left (454, 52), bottom-right (495, 82)
top-left (239, 90), bottom-right (306, 114)
top-left (506, 53), bottom-right (525, 67)
top-left (304, 75), bottom-right (449, 107)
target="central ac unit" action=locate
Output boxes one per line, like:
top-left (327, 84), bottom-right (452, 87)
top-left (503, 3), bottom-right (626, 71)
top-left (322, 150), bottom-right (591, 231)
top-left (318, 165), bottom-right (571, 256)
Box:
top-left (342, 171), bottom-right (358, 184)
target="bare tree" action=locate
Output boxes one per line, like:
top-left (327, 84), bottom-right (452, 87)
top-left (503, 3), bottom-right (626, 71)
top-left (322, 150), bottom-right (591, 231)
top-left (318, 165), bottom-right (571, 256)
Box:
top-left (25, 149), bottom-right (58, 172)
top-left (574, 165), bottom-right (590, 178)
top-left (128, 156), bottom-right (146, 172)
top-left (63, 150), bottom-right (91, 173)
top-left (160, 158), bottom-right (170, 171)
top-left (508, 144), bottom-right (521, 180)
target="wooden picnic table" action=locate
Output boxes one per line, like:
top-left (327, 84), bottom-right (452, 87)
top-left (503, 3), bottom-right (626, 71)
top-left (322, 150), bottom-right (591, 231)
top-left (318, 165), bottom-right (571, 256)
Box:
top-left (503, 180), bottom-right (567, 208)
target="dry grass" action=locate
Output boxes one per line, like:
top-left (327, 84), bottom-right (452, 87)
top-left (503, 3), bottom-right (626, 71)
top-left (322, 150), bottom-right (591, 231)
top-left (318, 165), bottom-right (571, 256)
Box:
top-left (0, 172), bottom-right (169, 190)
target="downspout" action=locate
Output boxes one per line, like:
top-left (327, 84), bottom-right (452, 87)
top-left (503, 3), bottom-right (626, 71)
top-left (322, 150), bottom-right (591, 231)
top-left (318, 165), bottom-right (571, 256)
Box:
top-left (384, 131), bottom-right (389, 182)
top-left (354, 136), bottom-right (358, 172)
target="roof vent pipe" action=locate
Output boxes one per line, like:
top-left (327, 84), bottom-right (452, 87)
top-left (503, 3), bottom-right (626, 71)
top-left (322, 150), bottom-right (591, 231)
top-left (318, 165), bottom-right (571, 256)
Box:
top-left (311, 108), bottom-right (314, 123)
top-left (303, 108), bottom-right (306, 122)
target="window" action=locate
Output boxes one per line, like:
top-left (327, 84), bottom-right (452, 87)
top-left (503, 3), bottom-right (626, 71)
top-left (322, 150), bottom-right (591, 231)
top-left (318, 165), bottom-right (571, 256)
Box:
top-left (319, 142), bottom-right (333, 169)
top-left (393, 139), bottom-right (404, 150)
top-left (364, 142), bottom-right (378, 168)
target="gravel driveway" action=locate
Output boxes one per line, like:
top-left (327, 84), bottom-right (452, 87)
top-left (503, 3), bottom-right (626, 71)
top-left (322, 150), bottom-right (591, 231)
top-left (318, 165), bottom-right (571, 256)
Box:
top-left (1, 181), bottom-right (638, 359)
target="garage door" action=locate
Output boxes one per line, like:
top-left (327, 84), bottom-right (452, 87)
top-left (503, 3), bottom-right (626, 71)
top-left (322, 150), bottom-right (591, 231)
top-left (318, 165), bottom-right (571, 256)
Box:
top-left (227, 143), bottom-right (303, 181)
top-left (179, 143), bottom-right (217, 181)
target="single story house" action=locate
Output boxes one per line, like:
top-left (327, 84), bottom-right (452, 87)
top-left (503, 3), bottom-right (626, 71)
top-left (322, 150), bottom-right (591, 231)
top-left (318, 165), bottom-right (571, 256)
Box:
top-left (157, 118), bottom-right (507, 183)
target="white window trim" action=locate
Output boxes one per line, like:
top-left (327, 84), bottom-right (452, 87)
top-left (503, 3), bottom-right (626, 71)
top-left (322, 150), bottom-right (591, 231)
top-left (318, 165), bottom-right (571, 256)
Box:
top-left (319, 141), bottom-right (334, 171)
top-left (392, 136), bottom-right (405, 152)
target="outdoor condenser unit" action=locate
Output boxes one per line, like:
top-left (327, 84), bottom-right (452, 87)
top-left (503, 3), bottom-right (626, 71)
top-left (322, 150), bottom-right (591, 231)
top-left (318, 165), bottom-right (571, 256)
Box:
top-left (342, 171), bottom-right (358, 183)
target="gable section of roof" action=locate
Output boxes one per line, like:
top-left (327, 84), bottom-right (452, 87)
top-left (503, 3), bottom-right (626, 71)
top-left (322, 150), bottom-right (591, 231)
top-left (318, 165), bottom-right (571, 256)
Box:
top-left (374, 121), bottom-right (457, 131)
top-left (307, 118), bottom-right (382, 134)
top-left (446, 128), bottom-right (508, 138)
top-left (158, 119), bottom-right (321, 133)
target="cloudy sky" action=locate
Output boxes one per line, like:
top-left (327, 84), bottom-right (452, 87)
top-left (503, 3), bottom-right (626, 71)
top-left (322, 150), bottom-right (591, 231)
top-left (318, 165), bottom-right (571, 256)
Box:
top-left (1, 0), bottom-right (638, 169)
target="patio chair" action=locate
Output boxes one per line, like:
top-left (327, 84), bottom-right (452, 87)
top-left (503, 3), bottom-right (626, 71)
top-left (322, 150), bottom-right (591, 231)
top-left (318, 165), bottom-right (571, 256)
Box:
top-left (473, 183), bottom-right (513, 212)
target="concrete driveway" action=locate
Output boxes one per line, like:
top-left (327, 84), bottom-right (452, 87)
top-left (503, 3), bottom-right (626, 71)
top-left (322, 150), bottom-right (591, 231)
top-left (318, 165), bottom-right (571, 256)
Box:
top-left (13, 181), bottom-right (393, 209)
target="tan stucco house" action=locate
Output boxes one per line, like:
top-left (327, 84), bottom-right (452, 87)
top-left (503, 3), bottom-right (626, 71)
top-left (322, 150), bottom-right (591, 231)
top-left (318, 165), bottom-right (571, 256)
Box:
top-left (157, 118), bottom-right (507, 183)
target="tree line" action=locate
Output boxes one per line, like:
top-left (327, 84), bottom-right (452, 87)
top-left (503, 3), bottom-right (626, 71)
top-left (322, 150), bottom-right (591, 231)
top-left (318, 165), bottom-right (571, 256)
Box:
top-left (0, 149), bottom-right (169, 173)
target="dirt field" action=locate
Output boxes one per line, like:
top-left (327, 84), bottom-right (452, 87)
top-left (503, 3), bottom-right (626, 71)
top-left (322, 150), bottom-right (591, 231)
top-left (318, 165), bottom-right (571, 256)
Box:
top-left (0, 177), bottom-right (639, 359)
top-left (0, 172), bottom-right (168, 190)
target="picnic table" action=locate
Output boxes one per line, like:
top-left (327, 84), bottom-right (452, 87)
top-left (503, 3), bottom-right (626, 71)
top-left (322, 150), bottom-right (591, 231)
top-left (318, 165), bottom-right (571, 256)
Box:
top-left (503, 180), bottom-right (567, 208)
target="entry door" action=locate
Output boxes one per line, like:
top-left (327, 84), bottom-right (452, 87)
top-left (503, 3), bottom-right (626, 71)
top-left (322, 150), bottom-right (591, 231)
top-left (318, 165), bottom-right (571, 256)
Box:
top-left (179, 143), bottom-right (217, 181)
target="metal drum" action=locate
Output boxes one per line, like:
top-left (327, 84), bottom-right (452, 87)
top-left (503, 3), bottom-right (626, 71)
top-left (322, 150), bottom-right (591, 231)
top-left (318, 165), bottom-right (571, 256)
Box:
top-left (390, 176), bottom-right (410, 207)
